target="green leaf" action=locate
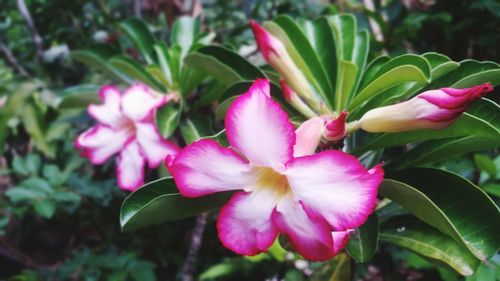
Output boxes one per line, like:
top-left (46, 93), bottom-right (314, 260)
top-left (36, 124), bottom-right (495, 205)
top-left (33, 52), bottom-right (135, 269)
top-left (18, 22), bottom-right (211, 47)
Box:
top-left (51, 191), bottom-right (81, 203)
top-left (156, 102), bottom-right (181, 139)
top-left (109, 55), bottom-right (166, 92)
top-left (358, 56), bottom-right (390, 90)
top-left (427, 60), bottom-right (499, 90)
top-left (301, 18), bottom-right (337, 107)
top-left (171, 16), bottom-right (201, 59)
top-left (452, 69), bottom-right (500, 88)
top-left (179, 116), bottom-right (213, 144)
top-left (482, 183), bottom-right (500, 198)
top-left (356, 98), bottom-right (500, 153)
top-left (57, 85), bottom-right (100, 109)
top-left (120, 178), bottom-right (232, 232)
top-left (24, 154), bottom-right (41, 175)
top-left (184, 46), bottom-right (265, 89)
top-left (388, 136), bottom-right (500, 168)
top-left (215, 96), bottom-right (238, 121)
top-left (422, 52), bottom-right (460, 81)
top-left (20, 177), bottom-right (53, 194)
top-left (334, 60), bottom-right (357, 110)
top-left (5, 187), bottom-right (46, 203)
top-left (72, 45), bottom-right (131, 84)
top-left (310, 253), bottom-right (350, 281)
top-left (380, 168), bottom-right (500, 261)
top-left (474, 154), bottom-right (497, 178)
top-left (153, 44), bottom-right (173, 87)
top-left (34, 199), bottom-right (56, 219)
top-left (119, 18), bottom-right (157, 64)
top-left (346, 214), bottom-right (379, 262)
top-left (380, 216), bottom-right (479, 276)
top-left (21, 104), bottom-right (55, 158)
top-left (349, 55), bottom-right (431, 110)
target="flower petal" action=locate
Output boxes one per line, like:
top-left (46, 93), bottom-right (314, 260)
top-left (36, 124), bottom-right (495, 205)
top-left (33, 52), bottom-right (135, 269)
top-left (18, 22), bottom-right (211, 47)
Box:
top-left (225, 79), bottom-right (295, 168)
top-left (168, 139), bottom-right (254, 197)
top-left (285, 151), bottom-right (384, 230)
top-left (87, 85), bottom-right (126, 128)
top-left (135, 122), bottom-right (180, 168)
top-left (217, 191), bottom-right (278, 256)
top-left (75, 125), bottom-right (132, 164)
top-left (293, 117), bottom-right (324, 157)
top-left (331, 230), bottom-right (352, 254)
top-left (121, 84), bottom-right (166, 121)
top-left (272, 195), bottom-right (335, 261)
top-left (117, 140), bottom-right (146, 191)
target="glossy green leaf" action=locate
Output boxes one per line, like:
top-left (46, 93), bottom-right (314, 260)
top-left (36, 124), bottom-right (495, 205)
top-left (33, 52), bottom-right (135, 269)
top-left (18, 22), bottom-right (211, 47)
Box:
top-left (346, 214), bottom-right (379, 262)
top-left (120, 177), bottom-right (232, 232)
top-left (72, 45), bottom-right (131, 84)
top-left (356, 98), bottom-right (500, 153)
top-left (388, 136), bottom-right (500, 168)
top-left (452, 69), bottom-right (500, 88)
top-left (381, 168), bottom-right (500, 260)
top-left (380, 216), bottom-right (479, 276)
top-left (328, 14), bottom-right (356, 61)
top-left (358, 56), bottom-right (390, 91)
top-left (302, 17), bottom-right (337, 106)
top-left (422, 52), bottom-right (460, 81)
top-left (109, 55), bottom-right (165, 92)
top-left (184, 46), bottom-right (265, 89)
top-left (156, 102), bottom-right (181, 139)
top-left (57, 85), bottom-right (100, 109)
top-left (335, 60), bottom-right (357, 110)
top-left (119, 18), bottom-right (157, 64)
top-left (427, 60), bottom-right (499, 90)
top-left (310, 253), bottom-right (350, 281)
top-left (348, 55), bottom-right (430, 110)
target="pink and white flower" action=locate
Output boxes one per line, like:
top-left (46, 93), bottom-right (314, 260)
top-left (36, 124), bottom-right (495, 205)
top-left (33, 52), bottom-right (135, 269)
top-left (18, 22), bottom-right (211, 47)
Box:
top-left (358, 83), bottom-right (494, 133)
top-left (76, 84), bottom-right (180, 191)
top-left (168, 79), bottom-right (383, 261)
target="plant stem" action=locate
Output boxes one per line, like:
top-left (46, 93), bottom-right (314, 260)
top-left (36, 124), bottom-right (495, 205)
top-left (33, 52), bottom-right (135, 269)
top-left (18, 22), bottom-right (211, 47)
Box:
top-left (16, 0), bottom-right (43, 59)
top-left (0, 38), bottom-right (30, 78)
top-left (181, 212), bottom-right (208, 281)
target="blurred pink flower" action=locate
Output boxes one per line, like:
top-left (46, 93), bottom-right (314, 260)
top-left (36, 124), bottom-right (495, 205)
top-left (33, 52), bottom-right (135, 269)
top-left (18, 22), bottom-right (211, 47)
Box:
top-left (76, 84), bottom-right (180, 191)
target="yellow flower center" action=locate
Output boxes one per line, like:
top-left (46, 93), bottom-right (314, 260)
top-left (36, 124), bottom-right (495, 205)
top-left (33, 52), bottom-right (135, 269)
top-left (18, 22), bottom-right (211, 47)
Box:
top-left (254, 167), bottom-right (291, 197)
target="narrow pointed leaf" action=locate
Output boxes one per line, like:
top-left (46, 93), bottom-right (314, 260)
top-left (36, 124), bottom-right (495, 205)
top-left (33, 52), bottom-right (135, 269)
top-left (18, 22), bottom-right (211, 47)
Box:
top-left (109, 55), bottom-right (166, 92)
top-left (72, 45), bottom-right (131, 83)
top-left (119, 18), bottom-right (157, 64)
top-left (310, 253), bottom-right (351, 281)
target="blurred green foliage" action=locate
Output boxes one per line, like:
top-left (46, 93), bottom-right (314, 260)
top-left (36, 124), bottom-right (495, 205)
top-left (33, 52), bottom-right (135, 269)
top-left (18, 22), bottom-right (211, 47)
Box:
top-left (0, 0), bottom-right (498, 280)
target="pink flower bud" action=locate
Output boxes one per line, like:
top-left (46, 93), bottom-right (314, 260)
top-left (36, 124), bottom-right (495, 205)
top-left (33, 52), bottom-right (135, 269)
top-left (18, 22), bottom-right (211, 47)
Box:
top-left (324, 112), bottom-right (348, 141)
top-left (279, 78), bottom-right (316, 118)
top-left (250, 20), bottom-right (317, 108)
top-left (359, 83), bottom-right (494, 133)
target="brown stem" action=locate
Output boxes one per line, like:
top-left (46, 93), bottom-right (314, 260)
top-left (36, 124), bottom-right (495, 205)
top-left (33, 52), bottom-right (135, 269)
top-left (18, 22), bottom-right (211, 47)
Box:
top-left (16, 0), bottom-right (43, 59)
top-left (181, 212), bottom-right (208, 281)
top-left (0, 38), bottom-right (30, 78)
